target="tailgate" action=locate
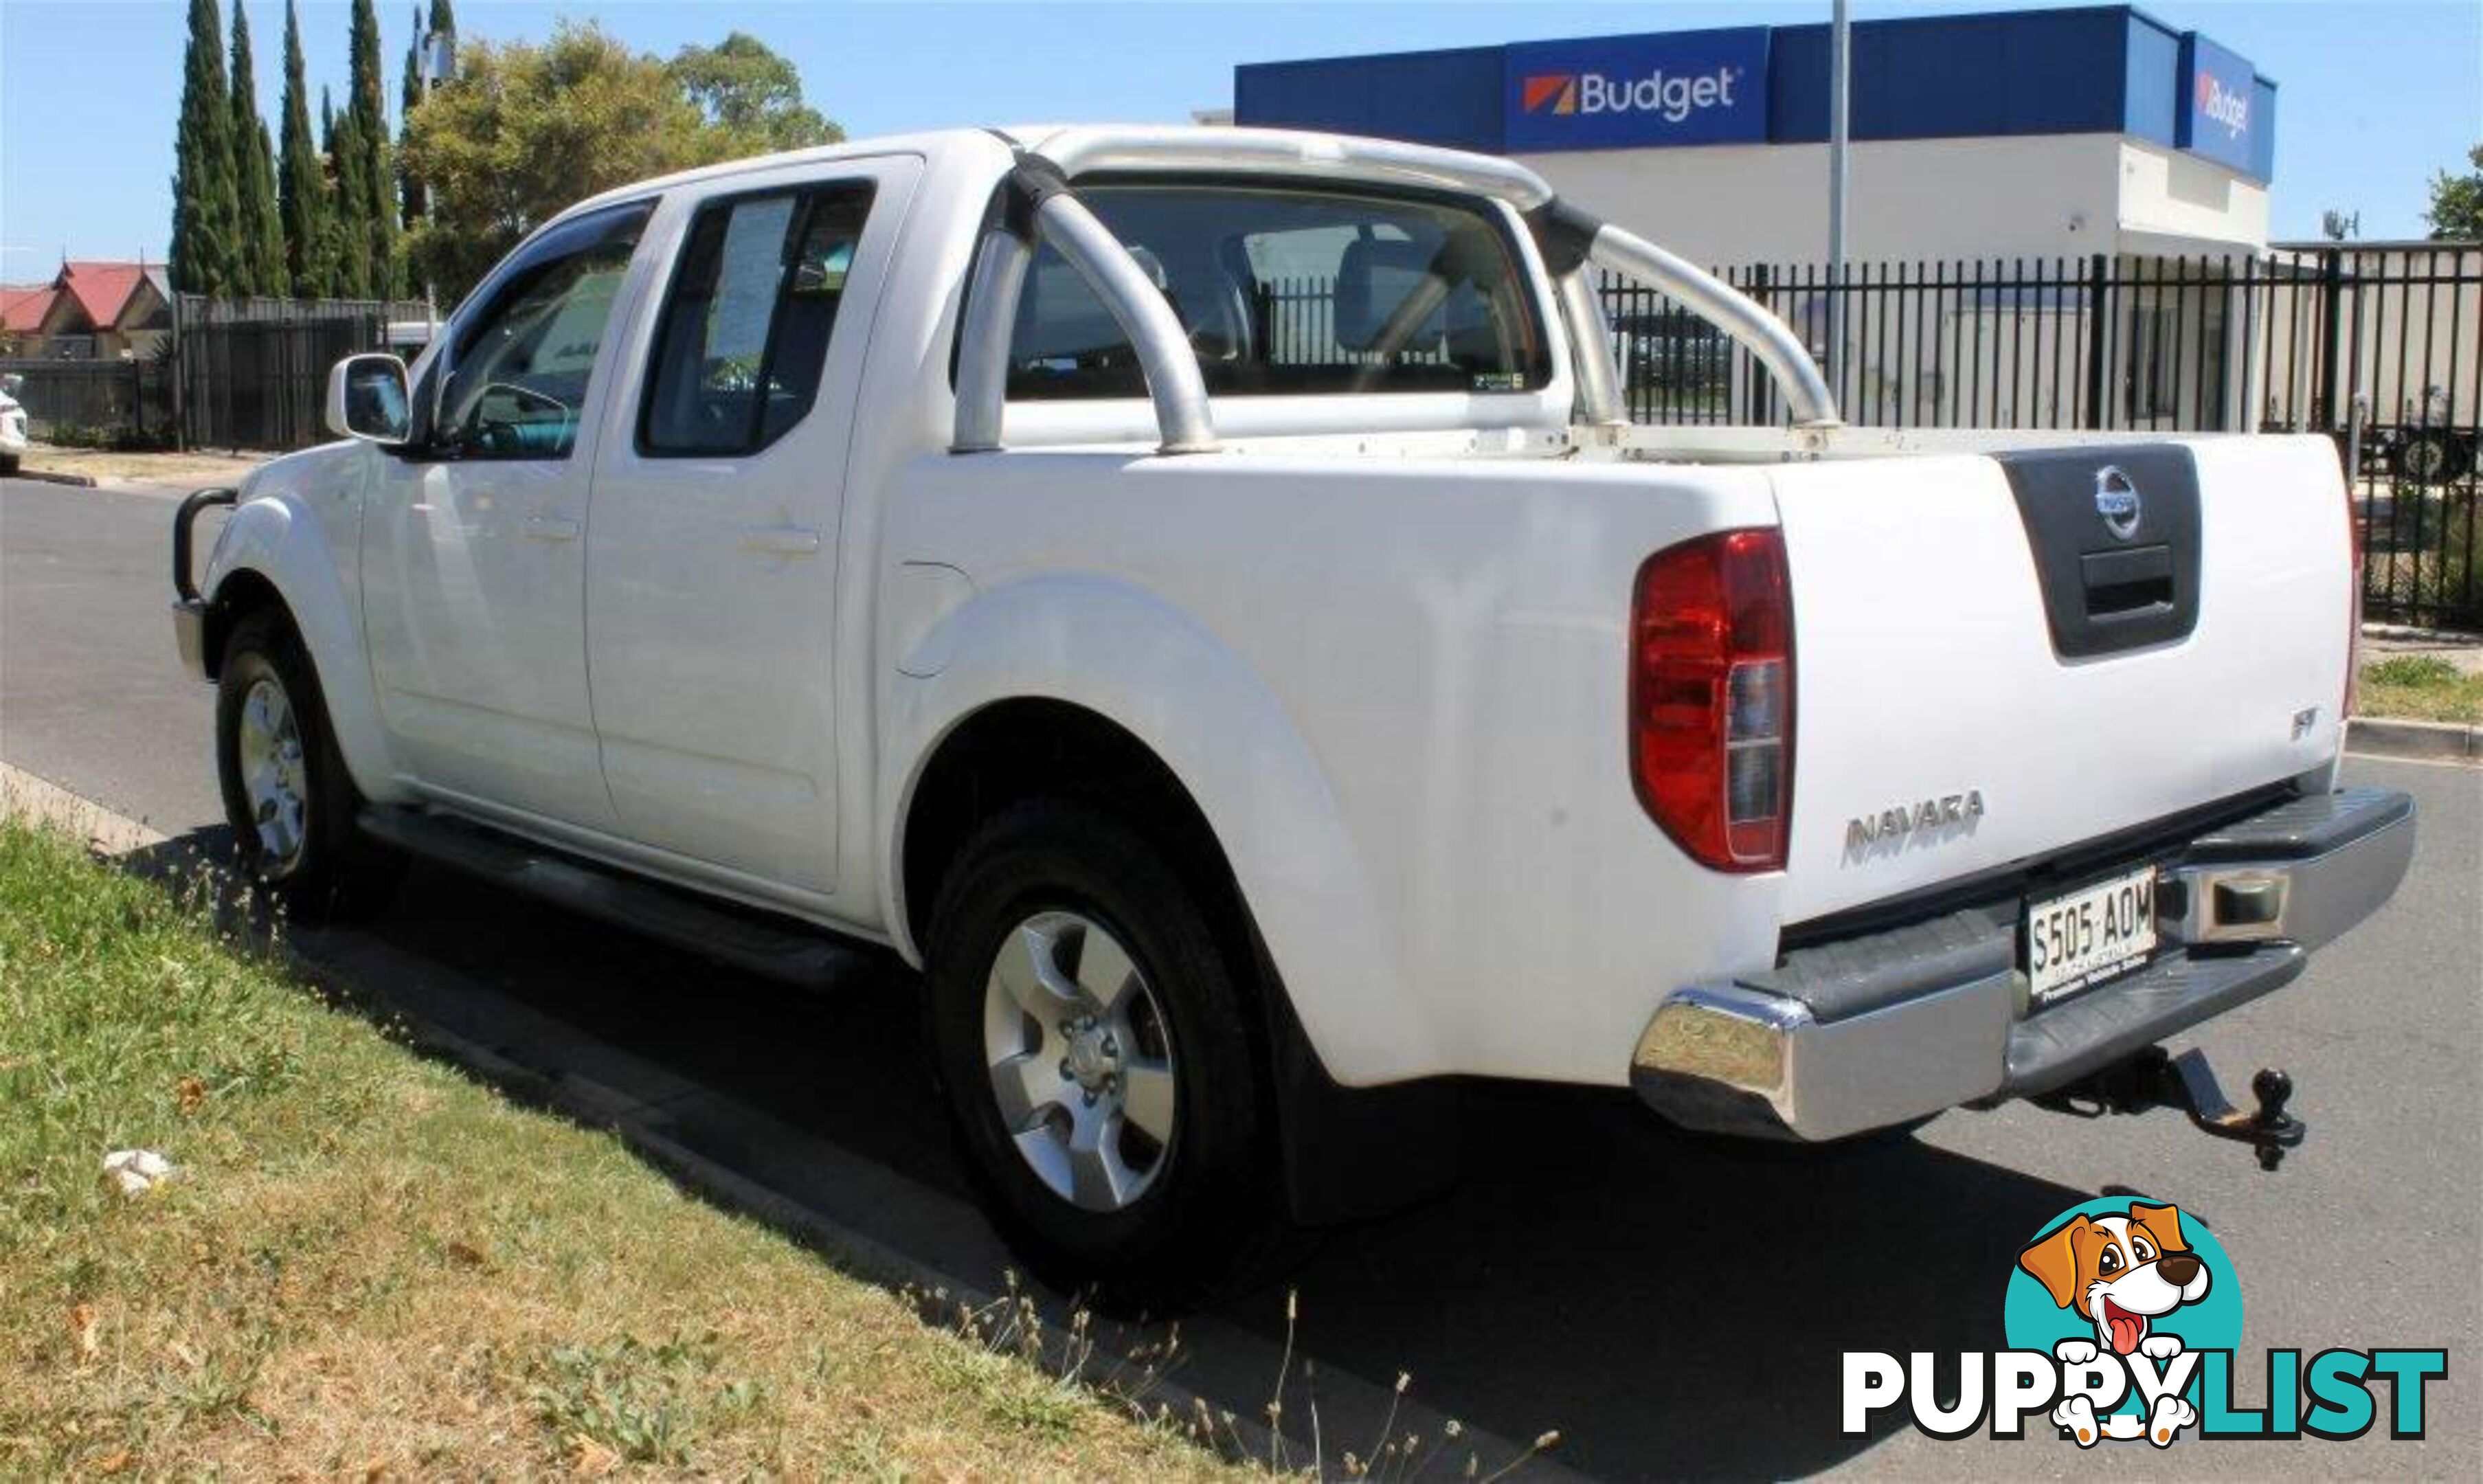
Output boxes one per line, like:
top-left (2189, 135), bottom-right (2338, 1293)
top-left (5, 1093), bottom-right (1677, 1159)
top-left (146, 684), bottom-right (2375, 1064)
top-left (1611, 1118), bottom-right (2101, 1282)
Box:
top-left (1771, 435), bottom-right (2351, 924)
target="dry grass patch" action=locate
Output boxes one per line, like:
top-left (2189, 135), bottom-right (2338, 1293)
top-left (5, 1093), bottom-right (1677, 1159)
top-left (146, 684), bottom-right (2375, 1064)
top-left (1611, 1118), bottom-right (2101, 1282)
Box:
top-left (0, 817), bottom-right (1244, 1479)
top-left (2359, 653), bottom-right (2483, 724)
top-left (15, 445), bottom-right (267, 488)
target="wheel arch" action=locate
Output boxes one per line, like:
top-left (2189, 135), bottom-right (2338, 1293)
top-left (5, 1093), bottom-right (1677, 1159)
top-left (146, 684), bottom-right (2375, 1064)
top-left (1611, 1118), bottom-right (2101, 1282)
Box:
top-left (202, 495), bottom-right (399, 804)
top-left (899, 697), bottom-right (1237, 958)
top-left (895, 691), bottom-right (1460, 1226)
top-left (881, 574), bottom-right (1428, 1075)
top-left (199, 567), bottom-right (287, 683)
top-left (881, 576), bottom-right (1460, 1222)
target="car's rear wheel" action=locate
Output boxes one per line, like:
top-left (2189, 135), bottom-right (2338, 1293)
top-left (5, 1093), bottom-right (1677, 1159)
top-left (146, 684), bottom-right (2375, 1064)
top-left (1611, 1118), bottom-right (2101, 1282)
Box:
top-left (215, 610), bottom-right (398, 919)
top-left (925, 798), bottom-right (1286, 1313)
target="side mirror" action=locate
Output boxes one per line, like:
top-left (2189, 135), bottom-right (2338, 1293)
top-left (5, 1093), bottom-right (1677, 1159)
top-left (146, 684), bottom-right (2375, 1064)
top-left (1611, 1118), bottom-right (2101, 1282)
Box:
top-left (325, 353), bottom-right (412, 445)
top-left (0, 372), bottom-right (22, 396)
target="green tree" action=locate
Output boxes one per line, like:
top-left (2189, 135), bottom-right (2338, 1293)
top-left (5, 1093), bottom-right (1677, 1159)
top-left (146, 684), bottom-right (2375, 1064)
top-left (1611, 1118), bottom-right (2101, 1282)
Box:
top-left (171, 0), bottom-right (242, 297)
top-left (277, 0), bottom-right (331, 295)
top-left (320, 86), bottom-right (373, 298)
top-left (344, 0), bottom-right (399, 298)
top-left (399, 7), bottom-right (426, 230)
top-left (328, 93), bottom-right (373, 296)
top-left (229, 0), bottom-right (288, 295)
top-left (666, 32), bottom-right (840, 156)
top-left (402, 21), bottom-right (710, 300)
top-left (2424, 144), bottom-right (2483, 242)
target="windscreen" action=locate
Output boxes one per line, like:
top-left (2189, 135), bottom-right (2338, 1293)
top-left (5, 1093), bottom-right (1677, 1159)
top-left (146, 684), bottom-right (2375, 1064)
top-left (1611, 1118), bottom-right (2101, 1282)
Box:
top-left (1005, 182), bottom-right (1551, 401)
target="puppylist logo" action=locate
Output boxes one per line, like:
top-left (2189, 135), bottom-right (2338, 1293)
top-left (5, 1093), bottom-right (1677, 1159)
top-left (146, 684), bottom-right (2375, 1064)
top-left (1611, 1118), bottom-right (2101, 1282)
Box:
top-left (1843, 1195), bottom-right (2447, 1450)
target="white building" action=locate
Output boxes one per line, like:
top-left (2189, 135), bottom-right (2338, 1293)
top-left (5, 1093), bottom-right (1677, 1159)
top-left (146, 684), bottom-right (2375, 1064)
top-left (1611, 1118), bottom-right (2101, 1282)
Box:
top-left (1234, 6), bottom-right (2278, 265)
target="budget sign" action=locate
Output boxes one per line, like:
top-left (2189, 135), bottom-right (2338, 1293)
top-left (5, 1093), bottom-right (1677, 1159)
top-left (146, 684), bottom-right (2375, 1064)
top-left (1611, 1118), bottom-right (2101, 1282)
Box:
top-left (2177, 32), bottom-right (2257, 176)
top-left (1504, 28), bottom-right (1771, 153)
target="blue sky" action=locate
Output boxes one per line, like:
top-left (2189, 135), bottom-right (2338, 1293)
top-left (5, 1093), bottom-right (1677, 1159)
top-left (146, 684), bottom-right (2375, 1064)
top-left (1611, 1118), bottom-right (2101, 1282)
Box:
top-left (1, 0), bottom-right (2475, 275)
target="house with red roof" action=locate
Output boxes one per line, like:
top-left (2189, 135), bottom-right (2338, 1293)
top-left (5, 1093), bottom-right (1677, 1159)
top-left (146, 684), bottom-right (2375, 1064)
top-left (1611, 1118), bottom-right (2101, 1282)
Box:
top-left (0, 261), bottom-right (172, 360)
top-left (0, 285), bottom-right (60, 351)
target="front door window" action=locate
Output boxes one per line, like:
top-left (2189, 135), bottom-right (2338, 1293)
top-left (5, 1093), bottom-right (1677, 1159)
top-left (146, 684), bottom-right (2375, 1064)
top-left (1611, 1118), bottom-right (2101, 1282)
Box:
top-left (435, 201), bottom-right (651, 459)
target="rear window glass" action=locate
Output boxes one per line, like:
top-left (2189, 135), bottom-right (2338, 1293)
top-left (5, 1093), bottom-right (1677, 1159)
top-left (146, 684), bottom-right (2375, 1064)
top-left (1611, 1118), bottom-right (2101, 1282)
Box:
top-left (1004, 183), bottom-right (1551, 401)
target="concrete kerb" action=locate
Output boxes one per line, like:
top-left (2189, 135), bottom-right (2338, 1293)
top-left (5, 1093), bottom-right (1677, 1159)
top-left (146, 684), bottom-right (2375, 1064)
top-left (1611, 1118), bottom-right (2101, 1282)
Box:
top-left (6, 466), bottom-right (100, 488)
top-left (2346, 716), bottom-right (2482, 763)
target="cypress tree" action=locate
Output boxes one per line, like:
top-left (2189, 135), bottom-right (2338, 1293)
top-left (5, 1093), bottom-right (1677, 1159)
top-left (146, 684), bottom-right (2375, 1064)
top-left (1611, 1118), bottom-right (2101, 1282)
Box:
top-left (397, 7), bottom-right (425, 229)
top-left (171, 0), bottom-right (242, 297)
top-left (328, 91), bottom-right (373, 299)
top-left (276, 0), bottom-right (328, 296)
top-left (229, 0), bottom-right (288, 296)
top-left (319, 87), bottom-right (354, 297)
top-left (345, 0), bottom-right (399, 300)
top-left (427, 0), bottom-right (454, 41)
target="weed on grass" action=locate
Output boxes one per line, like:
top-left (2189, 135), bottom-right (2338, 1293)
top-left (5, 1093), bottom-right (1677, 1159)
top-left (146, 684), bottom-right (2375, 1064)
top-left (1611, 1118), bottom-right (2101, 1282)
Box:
top-left (908, 1274), bottom-right (1562, 1481)
top-left (0, 818), bottom-right (1244, 1479)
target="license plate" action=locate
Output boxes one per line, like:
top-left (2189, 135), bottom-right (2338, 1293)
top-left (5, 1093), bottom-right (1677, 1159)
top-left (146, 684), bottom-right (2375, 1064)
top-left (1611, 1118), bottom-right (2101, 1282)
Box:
top-left (2025, 865), bottom-right (2160, 1005)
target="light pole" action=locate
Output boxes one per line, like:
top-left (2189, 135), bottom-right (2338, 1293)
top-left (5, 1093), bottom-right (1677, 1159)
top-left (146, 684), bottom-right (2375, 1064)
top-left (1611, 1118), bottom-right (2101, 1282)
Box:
top-left (415, 30), bottom-right (455, 325)
top-left (1826, 0), bottom-right (1851, 398)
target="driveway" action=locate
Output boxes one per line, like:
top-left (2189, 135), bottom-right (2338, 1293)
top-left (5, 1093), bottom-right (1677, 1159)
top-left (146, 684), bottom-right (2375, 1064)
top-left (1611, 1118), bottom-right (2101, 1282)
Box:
top-left (5, 475), bottom-right (2478, 1479)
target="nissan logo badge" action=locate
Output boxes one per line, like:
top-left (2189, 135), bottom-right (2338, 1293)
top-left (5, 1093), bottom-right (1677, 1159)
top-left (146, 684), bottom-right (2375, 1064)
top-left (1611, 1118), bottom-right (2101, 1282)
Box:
top-left (2094, 466), bottom-right (2142, 540)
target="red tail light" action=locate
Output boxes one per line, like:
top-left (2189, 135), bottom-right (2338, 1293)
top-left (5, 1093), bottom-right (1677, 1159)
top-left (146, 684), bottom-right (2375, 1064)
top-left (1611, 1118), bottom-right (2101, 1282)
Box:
top-left (2342, 464), bottom-right (2363, 721)
top-left (1629, 528), bottom-right (1794, 872)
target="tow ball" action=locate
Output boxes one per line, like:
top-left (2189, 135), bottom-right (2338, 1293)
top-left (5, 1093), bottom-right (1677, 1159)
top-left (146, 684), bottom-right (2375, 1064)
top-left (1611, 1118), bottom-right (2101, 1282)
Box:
top-left (2033, 1046), bottom-right (2305, 1171)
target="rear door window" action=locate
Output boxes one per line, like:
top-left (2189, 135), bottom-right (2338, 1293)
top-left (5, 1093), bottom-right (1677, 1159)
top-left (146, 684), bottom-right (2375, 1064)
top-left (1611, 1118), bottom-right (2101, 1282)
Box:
top-left (640, 183), bottom-right (877, 456)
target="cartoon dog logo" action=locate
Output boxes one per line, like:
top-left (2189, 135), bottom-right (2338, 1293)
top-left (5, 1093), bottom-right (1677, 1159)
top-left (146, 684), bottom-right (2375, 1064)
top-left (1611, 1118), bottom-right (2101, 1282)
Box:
top-left (2018, 1201), bottom-right (2210, 1446)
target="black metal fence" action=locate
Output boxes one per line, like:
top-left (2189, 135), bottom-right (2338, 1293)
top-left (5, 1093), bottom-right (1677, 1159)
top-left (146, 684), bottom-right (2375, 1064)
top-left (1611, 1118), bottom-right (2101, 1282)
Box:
top-left (173, 294), bottom-right (427, 452)
top-left (0, 357), bottom-right (174, 445)
top-left (1591, 245), bottom-right (2479, 630)
top-left (1593, 248), bottom-right (2480, 437)
top-left (1261, 249), bottom-right (2476, 625)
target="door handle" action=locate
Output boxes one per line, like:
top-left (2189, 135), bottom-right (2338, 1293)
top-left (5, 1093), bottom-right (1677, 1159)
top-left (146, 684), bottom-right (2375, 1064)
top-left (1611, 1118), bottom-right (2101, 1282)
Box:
top-left (741, 525), bottom-right (822, 557)
top-left (522, 512), bottom-right (581, 542)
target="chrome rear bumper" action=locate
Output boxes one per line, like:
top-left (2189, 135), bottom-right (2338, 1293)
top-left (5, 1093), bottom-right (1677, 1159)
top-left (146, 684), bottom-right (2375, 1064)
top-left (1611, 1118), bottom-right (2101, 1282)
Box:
top-left (1631, 787), bottom-right (2416, 1142)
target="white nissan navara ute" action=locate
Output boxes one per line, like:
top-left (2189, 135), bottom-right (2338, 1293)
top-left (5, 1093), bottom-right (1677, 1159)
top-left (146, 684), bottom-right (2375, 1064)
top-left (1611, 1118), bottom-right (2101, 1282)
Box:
top-left (171, 126), bottom-right (2414, 1309)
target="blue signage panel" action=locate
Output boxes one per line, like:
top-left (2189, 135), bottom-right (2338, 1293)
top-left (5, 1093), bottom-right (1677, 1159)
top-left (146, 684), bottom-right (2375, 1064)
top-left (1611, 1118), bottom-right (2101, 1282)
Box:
top-left (1503, 27), bottom-right (1770, 153)
top-left (2177, 32), bottom-right (2258, 175)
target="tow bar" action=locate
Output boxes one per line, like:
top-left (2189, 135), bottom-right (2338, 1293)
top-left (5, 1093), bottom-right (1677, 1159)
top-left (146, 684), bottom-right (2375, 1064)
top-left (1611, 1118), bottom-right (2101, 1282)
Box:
top-left (2034, 1046), bottom-right (2305, 1171)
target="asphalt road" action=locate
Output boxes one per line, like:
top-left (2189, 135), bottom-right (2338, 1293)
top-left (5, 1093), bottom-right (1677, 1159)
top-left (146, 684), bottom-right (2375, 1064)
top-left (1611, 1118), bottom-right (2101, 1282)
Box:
top-left (5, 474), bottom-right (2480, 1480)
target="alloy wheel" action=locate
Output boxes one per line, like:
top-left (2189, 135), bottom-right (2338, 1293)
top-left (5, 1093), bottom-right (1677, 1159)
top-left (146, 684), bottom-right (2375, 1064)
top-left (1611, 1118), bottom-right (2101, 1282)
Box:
top-left (981, 910), bottom-right (1178, 1212)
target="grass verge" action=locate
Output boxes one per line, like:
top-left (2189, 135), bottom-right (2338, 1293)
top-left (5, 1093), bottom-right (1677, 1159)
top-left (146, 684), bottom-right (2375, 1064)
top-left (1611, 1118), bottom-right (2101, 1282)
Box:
top-left (2359, 654), bottom-right (2483, 725)
top-left (0, 817), bottom-right (1241, 1479)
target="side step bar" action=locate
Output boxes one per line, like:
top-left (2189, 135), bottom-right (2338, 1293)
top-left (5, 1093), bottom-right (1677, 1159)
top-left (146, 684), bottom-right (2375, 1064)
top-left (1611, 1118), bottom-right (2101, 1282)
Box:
top-left (357, 806), bottom-right (870, 990)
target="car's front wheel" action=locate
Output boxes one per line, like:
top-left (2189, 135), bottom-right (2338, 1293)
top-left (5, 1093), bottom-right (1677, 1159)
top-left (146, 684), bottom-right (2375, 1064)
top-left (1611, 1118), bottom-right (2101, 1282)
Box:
top-left (214, 610), bottom-right (398, 919)
top-left (925, 798), bottom-right (1287, 1313)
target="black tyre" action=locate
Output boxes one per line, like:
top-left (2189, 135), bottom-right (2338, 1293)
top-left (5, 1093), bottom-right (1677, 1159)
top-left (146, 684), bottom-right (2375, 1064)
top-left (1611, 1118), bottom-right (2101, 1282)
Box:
top-left (0, 453), bottom-right (19, 477)
top-left (214, 609), bottom-right (400, 919)
top-left (925, 798), bottom-right (1286, 1314)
